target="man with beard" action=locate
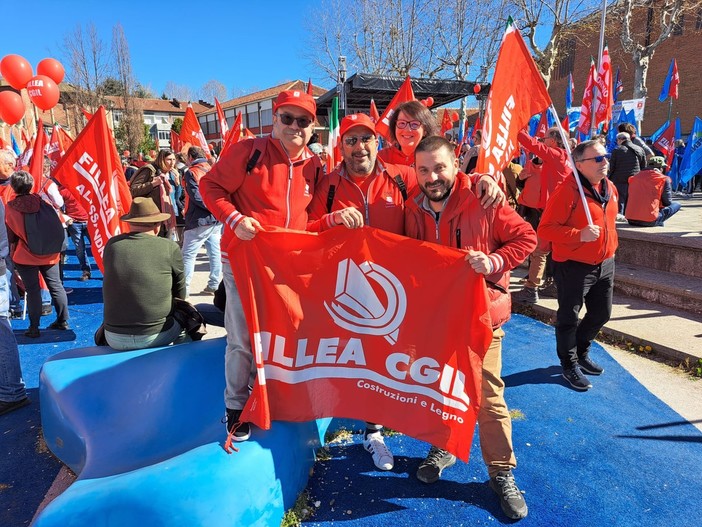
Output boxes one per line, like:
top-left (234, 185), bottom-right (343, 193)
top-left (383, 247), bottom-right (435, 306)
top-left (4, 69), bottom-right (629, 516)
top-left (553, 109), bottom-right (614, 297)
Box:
top-left (404, 136), bottom-right (535, 521)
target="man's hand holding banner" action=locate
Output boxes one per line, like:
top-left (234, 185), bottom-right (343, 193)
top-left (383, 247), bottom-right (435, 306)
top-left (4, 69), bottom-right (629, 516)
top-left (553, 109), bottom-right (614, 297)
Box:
top-left (229, 226), bottom-right (493, 461)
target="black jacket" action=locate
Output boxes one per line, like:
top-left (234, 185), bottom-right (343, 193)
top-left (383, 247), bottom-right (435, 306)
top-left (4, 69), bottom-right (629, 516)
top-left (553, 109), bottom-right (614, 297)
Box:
top-left (609, 141), bottom-right (647, 184)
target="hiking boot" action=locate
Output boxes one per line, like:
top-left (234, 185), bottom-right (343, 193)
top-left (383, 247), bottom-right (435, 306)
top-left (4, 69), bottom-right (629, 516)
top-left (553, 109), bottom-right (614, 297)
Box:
top-left (48, 320), bottom-right (70, 330)
top-left (363, 431), bottom-right (394, 470)
top-left (489, 470), bottom-right (528, 520)
top-left (539, 281), bottom-right (558, 298)
top-left (578, 355), bottom-right (604, 376)
top-left (41, 304), bottom-right (53, 316)
top-left (416, 445), bottom-right (456, 483)
top-left (512, 287), bottom-right (538, 304)
top-left (224, 408), bottom-right (251, 442)
top-left (24, 327), bottom-right (40, 338)
top-left (80, 270), bottom-right (91, 281)
top-left (562, 365), bottom-right (592, 391)
top-left (0, 397), bottom-right (30, 416)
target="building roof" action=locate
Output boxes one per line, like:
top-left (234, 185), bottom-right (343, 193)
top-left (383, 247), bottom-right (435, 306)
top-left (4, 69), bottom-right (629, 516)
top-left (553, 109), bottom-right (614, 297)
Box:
top-left (105, 96), bottom-right (211, 114)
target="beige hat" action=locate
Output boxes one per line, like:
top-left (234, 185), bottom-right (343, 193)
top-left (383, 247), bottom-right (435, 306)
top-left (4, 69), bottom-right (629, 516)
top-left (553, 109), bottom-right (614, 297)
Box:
top-left (120, 197), bottom-right (171, 224)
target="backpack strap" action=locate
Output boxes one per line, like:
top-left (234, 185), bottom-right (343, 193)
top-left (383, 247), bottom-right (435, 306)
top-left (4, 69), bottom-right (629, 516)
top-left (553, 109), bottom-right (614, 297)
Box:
top-left (326, 185), bottom-right (337, 214)
top-left (245, 137), bottom-right (268, 174)
top-left (392, 175), bottom-right (408, 202)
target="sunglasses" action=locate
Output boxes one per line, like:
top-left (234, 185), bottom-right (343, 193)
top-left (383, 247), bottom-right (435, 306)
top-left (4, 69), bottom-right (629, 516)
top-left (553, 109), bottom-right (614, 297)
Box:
top-left (396, 120), bottom-right (422, 130)
top-left (277, 113), bottom-right (313, 128)
top-left (343, 135), bottom-right (375, 147)
top-left (579, 154), bottom-right (611, 163)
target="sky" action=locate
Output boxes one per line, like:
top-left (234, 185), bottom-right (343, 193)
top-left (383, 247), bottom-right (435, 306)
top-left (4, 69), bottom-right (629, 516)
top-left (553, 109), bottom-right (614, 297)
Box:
top-left (2, 0), bottom-right (330, 100)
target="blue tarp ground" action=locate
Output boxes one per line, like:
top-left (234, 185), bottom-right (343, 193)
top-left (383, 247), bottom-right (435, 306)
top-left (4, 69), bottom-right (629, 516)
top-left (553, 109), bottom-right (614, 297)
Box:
top-left (2, 247), bottom-right (701, 526)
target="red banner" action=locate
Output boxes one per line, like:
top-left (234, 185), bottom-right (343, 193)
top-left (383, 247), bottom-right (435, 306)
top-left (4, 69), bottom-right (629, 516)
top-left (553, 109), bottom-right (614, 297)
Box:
top-left (577, 59), bottom-right (597, 135)
top-left (375, 76), bottom-right (415, 140)
top-left (220, 111), bottom-right (242, 159)
top-left (46, 125), bottom-right (73, 172)
top-left (180, 104), bottom-right (209, 153)
top-left (29, 119), bottom-right (46, 193)
top-left (170, 129), bottom-right (183, 153)
top-left (215, 97), bottom-right (229, 142)
top-left (476, 21), bottom-right (551, 176)
top-left (594, 46), bottom-right (613, 129)
top-left (232, 227), bottom-right (493, 461)
top-left (53, 107), bottom-right (132, 271)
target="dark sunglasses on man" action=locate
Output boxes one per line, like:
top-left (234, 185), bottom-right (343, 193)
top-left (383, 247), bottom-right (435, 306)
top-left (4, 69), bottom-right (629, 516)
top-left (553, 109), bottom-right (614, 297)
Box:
top-left (343, 135), bottom-right (376, 147)
top-left (277, 113), bottom-right (313, 128)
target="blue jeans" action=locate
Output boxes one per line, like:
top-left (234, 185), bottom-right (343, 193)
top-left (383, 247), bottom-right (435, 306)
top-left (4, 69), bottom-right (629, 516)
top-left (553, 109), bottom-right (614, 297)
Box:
top-left (104, 318), bottom-right (186, 351)
top-left (0, 271), bottom-right (26, 402)
top-left (656, 202), bottom-right (681, 226)
top-left (181, 223), bottom-right (222, 296)
top-left (67, 221), bottom-right (90, 272)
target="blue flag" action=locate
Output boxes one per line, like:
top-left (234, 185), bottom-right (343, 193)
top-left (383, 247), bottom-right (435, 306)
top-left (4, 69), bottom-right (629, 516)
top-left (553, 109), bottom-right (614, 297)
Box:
top-left (674, 118), bottom-right (681, 142)
top-left (10, 132), bottom-right (21, 156)
top-left (566, 72), bottom-right (574, 110)
top-left (669, 151), bottom-right (680, 189)
top-left (679, 117), bottom-right (702, 185)
top-left (658, 59), bottom-right (675, 102)
top-left (613, 67), bottom-right (623, 103)
top-left (649, 120), bottom-right (670, 144)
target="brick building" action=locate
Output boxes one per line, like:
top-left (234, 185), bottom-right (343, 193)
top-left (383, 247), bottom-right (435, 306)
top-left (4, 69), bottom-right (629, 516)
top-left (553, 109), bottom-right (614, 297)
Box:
top-left (548, 1), bottom-right (702, 135)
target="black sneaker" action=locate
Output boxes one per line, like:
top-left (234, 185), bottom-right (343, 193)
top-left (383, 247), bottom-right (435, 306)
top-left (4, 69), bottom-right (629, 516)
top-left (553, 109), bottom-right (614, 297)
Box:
top-left (489, 470), bottom-right (528, 520)
top-left (539, 281), bottom-right (558, 298)
top-left (24, 327), bottom-right (40, 338)
top-left (562, 365), bottom-right (592, 391)
top-left (0, 397), bottom-right (30, 416)
top-left (224, 408), bottom-right (251, 441)
top-left (416, 445), bottom-right (456, 484)
top-left (512, 287), bottom-right (538, 304)
top-left (48, 320), bottom-right (70, 330)
top-left (578, 356), bottom-right (604, 375)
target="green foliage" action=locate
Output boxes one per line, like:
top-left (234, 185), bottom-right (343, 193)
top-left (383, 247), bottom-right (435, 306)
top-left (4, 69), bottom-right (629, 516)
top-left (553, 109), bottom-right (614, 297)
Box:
top-left (281, 491), bottom-right (314, 527)
top-left (99, 77), bottom-right (125, 96)
top-left (171, 117), bottom-right (183, 133)
top-left (695, 359), bottom-right (702, 378)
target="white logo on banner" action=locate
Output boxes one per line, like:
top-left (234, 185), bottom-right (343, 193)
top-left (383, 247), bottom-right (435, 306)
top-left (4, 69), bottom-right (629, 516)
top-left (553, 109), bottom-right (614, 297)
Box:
top-left (324, 259), bottom-right (406, 344)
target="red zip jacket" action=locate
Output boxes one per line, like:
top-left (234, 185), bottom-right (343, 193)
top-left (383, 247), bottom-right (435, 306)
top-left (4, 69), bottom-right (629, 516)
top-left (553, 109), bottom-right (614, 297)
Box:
top-left (307, 160), bottom-right (415, 234)
top-left (517, 131), bottom-right (572, 209)
top-left (5, 194), bottom-right (61, 266)
top-left (200, 137), bottom-right (322, 259)
top-left (378, 145), bottom-right (414, 167)
top-left (537, 176), bottom-right (618, 265)
top-left (404, 172), bottom-right (536, 329)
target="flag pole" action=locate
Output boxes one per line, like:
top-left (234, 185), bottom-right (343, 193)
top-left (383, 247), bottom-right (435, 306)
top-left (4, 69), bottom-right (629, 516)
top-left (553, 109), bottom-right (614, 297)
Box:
top-left (549, 104), bottom-right (594, 226)
top-left (667, 97), bottom-right (673, 122)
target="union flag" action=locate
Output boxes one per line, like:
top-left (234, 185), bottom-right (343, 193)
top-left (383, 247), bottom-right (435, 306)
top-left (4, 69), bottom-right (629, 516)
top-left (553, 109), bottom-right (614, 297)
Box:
top-left (180, 104), bottom-right (209, 153)
top-left (375, 76), bottom-right (415, 140)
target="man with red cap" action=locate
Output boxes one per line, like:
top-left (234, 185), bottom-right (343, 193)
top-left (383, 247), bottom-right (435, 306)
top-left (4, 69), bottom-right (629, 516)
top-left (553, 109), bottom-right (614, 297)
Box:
top-left (201, 90), bottom-right (323, 442)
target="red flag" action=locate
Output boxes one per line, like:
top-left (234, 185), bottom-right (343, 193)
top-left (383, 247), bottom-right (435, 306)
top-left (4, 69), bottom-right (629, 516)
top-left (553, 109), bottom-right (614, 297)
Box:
top-left (653, 121), bottom-right (676, 165)
top-left (477, 19), bottom-right (552, 175)
top-left (231, 227), bottom-right (493, 461)
top-left (46, 125), bottom-right (73, 173)
top-left (473, 115), bottom-right (482, 132)
top-left (29, 120), bottom-right (46, 193)
top-left (535, 111), bottom-right (548, 138)
top-left (594, 46), bottom-right (613, 128)
top-left (369, 99), bottom-right (380, 124)
top-left (375, 76), bottom-right (415, 140)
top-left (577, 58), bottom-right (597, 135)
top-left (243, 128), bottom-right (256, 139)
top-left (53, 107), bottom-right (132, 272)
top-left (170, 129), bottom-right (183, 153)
top-left (561, 114), bottom-right (569, 134)
top-left (180, 104), bottom-right (209, 152)
top-left (214, 97), bottom-right (229, 142)
top-left (306, 78), bottom-right (314, 96)
top-left (440, 110), bottom-right (456, 135)
top-left (20, 128), bottom-right (30, 150)
top-left (670, 58), bottom-right (679, 100)
top-left (220, 111), bottom-right (243, 159)
top-left (81, 108), bottom-right (93, 121)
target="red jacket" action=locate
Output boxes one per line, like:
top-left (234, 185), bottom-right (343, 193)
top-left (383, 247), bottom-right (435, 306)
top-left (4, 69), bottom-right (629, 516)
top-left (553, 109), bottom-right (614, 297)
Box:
top-left (517, 131), bottom-right (572, 209)
top-left (378, 145), bottom-right (414, 167)
top-left (307, 160), bottom-right (415, 234)
top-left (404, 172), bottom-right (536, 329)
top-left (517, 159), bottom-right (543, 209)
top-left (538, 176), bottom-right (618, 265)
top-left (5, 194), bottom-right (61, 266)
top-left (625, 169), bottom-right (668, 223)
top-left (200, 137), bottom-right (322, 259)
top-left (59, 187), bottom-right (89, 222)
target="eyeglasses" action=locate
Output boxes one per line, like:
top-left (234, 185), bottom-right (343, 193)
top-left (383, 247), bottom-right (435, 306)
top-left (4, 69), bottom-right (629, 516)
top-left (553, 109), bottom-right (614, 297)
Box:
top-left (343, 134), bottom-right (375, 147)
top-left (396, 120), bottom-right (422, 131)
top-left (277, 113), bottom-right (313, 128)
top-left (579, 154), bottom-right (611, 163)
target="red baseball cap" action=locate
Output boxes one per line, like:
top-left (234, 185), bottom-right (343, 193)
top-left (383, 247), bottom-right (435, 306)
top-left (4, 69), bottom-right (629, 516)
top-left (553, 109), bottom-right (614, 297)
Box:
top-left (339, 113), bottom-right (376, 138)
top-left (273, 90), bottom-right (316, 118)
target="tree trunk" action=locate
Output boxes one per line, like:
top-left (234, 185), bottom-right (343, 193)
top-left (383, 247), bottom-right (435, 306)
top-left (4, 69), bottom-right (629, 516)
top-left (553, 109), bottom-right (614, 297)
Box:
top-left (632, 50), bottom-right (649, 99)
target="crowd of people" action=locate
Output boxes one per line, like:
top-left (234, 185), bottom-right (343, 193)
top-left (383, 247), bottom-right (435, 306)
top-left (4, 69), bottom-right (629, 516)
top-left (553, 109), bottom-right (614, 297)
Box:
top-left (0, 88), bottom-right (694, 522)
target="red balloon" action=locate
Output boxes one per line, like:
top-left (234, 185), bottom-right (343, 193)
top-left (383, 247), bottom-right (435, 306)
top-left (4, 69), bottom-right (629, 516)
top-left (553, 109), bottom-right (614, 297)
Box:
top-left (425, 96), bottom-right (434, 107)
top-left (37, 58), bottom-right (65, 85)
top-left (0, 90), bottom-right (25, 125)
top-left (26, 75), bottom-right (60, 110)
top-left (123, 150), bottom-right (131, 157)
top-left (473, 84), bottom-right (482, 94)
top-left (0, 54), bottom-right (34, 90)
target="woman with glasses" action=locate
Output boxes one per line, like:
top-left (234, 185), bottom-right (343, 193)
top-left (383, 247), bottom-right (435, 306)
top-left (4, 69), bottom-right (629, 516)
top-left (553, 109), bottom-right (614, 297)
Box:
top-left (378, 100), bottom-right (440, 167)
top-left (130, 149), bottom-right (179, 240)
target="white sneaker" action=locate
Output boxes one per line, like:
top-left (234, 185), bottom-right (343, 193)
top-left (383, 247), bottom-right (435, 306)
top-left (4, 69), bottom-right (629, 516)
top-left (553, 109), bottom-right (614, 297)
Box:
top-left (363, 432), bottom-right (394, 470)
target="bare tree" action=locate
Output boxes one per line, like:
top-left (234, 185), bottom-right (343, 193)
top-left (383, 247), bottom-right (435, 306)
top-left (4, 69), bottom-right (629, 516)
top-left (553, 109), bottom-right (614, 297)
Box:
top-left (163, 81), bottom-right (195, 102)
top-left (511, 0), bottom-right (600, 87)
top-left (112, 23), bottom-right (144, 154)
top-left (615, 0), bottom-right (701, 99)
top-left (198, 80), bottom-right (228, 103)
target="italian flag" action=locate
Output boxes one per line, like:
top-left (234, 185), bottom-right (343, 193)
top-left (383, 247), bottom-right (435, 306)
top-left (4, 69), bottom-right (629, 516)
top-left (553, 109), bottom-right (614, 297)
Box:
top-left (327, 96), bottom-right (340, 171)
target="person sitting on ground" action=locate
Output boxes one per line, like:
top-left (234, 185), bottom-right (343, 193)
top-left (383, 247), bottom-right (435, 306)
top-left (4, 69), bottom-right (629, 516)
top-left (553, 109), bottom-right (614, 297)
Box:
top-left (102, 197), bottom-right (187, 351)
top-left (625, 156), bottom-right (681, 227)
top-left (4, 171), bottom-right (69, 338)
top-left (608, 132), bottom-right (646, 219)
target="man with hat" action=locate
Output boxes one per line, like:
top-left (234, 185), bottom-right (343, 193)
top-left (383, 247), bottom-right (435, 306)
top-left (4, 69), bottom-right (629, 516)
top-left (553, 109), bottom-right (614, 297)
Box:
top-left (200, 90), bottom-right (323, 442)
top-left (625, 156), bottom-right (681, 227)
top-left (102, 197), bottom-right (186, 351)
top-left (307, 112), bottom-right (415, 470)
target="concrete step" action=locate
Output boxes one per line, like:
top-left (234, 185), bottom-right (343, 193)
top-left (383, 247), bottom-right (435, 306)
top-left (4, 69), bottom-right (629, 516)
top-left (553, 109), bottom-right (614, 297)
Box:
top-left (510, 267), bottom-right (702, 365)
top-left (614, 262), bottom-right (702, 315)
top-left (616, 230), bottom-right (702, 279)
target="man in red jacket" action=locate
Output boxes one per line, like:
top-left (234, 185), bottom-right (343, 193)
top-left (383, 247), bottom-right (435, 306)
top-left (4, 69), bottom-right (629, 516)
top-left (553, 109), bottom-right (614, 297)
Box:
top-left (625, 156), bottom-right (681, 227)
top-left (200, 90), bottom-right (323, 442)
top-left (538, 140), bottom-right (619, 392)
top-left (405, 136), bottom-right (536, 521)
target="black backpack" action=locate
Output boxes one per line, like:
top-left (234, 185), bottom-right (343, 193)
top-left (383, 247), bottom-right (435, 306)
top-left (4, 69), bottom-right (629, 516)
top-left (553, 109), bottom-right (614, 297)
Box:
top-left (24, 200), bottom-right (65, 255)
